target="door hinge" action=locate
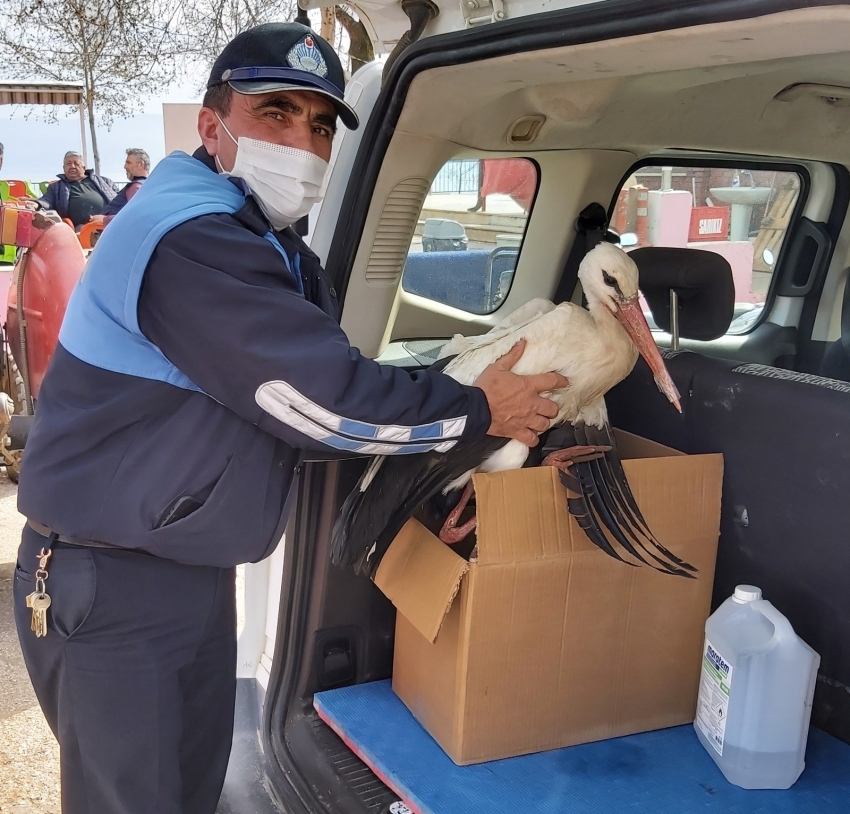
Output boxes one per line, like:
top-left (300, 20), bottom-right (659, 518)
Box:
top-left (461, 0), bottom-right (505, 27)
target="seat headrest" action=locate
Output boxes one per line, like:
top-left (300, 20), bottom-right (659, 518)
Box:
top-left (630, 247), bottom-right (735, 341)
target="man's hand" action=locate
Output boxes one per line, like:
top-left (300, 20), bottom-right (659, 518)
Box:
top-left (88, 215), bottom-right (106, 226)
top-left (474, 339), bottom-right (568, 447)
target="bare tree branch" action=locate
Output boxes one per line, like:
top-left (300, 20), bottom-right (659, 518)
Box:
top-left (0, 0), bottom-right (365, 174)
top-left (0, 0), bottom-right (185, 173)
top-left (175, 0), bottom-right (297, 84)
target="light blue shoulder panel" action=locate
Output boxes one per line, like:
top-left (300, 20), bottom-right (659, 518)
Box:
top-left (59, 152), bottom-right (248, 391)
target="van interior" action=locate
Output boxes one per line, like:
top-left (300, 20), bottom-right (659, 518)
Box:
top-left (238, 4), bottom-right (850, 811)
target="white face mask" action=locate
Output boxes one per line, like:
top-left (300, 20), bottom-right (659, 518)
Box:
top-left (215, 114), bottom-right (329, 230)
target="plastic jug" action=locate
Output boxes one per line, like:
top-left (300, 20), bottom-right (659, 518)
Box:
top-left (694, 585), bottom-right (820, 789)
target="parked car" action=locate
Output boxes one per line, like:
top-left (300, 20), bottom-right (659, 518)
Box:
top-left (220, 1), bottom-right (850, 810)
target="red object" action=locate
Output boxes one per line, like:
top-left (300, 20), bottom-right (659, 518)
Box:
top-left (688, 206), bottom-right (730, 242)
top-left (1, 204), bottom-right (41, 248)
top-left (6, 180), bottom-right (31, 199)
top-left (15, 209), bottom-right (34, 248)
top-left (78, 220), bottom-right (103, 249)
top-left (478, 159), bottom-right (537, 210)
top-left (7, 222), bottom-right (85, 398)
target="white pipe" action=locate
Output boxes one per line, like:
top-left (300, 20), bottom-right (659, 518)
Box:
top-left (79, 104), bottom-right (88, 166)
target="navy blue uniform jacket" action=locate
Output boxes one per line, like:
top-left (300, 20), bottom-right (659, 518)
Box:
top-left (17, 148), bottom-right (490, 567)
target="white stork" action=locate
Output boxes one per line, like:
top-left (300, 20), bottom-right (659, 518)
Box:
top-left (331, 242), bottom-right (693, 578)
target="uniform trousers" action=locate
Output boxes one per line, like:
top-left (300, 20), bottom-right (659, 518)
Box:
top-left (14, 524), bottom-right (237, 814)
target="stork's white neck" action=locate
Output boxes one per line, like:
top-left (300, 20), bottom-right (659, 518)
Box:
top-left (587, 298), bottom-right (640, 371)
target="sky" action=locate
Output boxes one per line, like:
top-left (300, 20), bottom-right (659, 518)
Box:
top-left (0, 79), bottom-right (205, 185)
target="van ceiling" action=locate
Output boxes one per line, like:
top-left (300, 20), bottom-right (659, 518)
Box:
top-left (394, 6), bottom-right (850, 163)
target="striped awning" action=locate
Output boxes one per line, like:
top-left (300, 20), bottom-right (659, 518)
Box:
top-left (0, 83), bottom-right (83, 106)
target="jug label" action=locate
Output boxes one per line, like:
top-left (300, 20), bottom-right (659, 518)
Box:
top-left (696, 638), bottom-right (733, 755)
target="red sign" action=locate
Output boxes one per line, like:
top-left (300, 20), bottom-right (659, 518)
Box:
top-left (688, 206), bottom-right (730, 242)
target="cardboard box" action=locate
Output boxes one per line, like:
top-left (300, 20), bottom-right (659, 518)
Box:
top-left (375, 430), bottom-right (723, 765)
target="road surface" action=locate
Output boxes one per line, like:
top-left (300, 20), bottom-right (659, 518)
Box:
top-left (0, 473), bottom-right (60, 813)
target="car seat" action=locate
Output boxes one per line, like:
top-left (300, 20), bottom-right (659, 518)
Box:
top-left (630, 246), bottom-right (735, 341)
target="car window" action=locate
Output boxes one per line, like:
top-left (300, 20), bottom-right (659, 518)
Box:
top-left (614, 166), bottom-right (802, 334)
top-left (401, 157), bottom-right (537, 314)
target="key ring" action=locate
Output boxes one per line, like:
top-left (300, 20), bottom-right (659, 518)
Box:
top-left (35, 547), bottom-right (52, 581)
top-left (34, 547), bottom-right (52, 595)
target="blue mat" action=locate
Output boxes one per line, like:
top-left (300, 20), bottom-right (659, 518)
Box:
top-left (314, 680), bottom-right (850, 814)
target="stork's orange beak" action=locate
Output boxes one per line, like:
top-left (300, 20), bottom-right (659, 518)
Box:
top-left (615, 298), bottom-right (682, 412)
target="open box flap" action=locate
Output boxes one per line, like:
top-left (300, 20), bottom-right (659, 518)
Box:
top-left (612, 428), bottom-right (685, 459)
top-left (472, 430), bottom-right (706, 566)
top-left (375, 518), bottom-right (468, 643)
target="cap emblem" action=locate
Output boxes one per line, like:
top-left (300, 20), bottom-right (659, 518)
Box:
top-left (286, 35), bottom-right (328, 78)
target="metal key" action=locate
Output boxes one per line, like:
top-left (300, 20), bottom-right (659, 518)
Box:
top-left (26, 546), bottom-right (53, 638)
top-left (27, 591), bottom-right (51, 638)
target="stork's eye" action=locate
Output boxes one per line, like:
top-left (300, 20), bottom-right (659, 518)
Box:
top-left (602, 270), bottom-right (617, 288)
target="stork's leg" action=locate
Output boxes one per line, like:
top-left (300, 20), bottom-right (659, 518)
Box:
top-left (542, 444), bottom-right (612, 473)
top-left (439, 482), bottom-right (478, 545)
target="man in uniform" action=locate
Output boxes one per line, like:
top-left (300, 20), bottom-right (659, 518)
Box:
top-left (14, 22), bottom-right (566, 814)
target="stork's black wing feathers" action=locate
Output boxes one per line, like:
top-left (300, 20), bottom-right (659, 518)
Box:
top-left (578, 456), bottom-right (663, 568)
top-left (331, 435), bottom-right (508, 578)
top-left (565, 488), bottom-right (635, 565)
top-left (330, 455), bottom-right (421, 567)
top-left (544, 423), bottom-right (697, 577)
top-left (573, 424), bottom-right (692, 575)
top-left (554, 464), bottom-right (630, 560)
top-left (585, 424), bottom-right (697, 573)
top-left (569, 423), bottom-right (660, 566)
top-left (331, 351), bottom-right (509, 579)
top-left (582, 423), bottom-right (653, 538)
top-left (586, 455), bottom-right (695, 577)
top-left (331, 351), bottom-right (460, 570)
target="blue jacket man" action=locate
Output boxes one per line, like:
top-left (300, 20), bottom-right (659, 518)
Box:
top-left (37, 151), bottom-right (118, 227)
top-left (14, 23), bottom-right (564, 814)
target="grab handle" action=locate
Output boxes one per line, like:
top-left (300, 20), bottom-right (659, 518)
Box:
top-left (752, 599), bottom-right (797, 643)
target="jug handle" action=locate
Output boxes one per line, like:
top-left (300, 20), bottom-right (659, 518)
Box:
top-left (752, 600), bottom-right (796, 642)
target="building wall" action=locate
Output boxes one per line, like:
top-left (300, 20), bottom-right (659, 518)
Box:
top-left (162, 104), bottom-right (202, 157)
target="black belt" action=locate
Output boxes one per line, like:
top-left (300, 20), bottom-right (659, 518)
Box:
top-left (26, 519), bottom-right (124, 550)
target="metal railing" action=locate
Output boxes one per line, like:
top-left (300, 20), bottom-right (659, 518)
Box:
top-left (430, 160), bottom-right (481, 195)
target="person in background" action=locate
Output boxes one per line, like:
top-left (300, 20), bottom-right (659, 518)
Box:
top-left (37, 151), bottom-right (118, 229)
top-left (0, 141), bottom-right (4, 173)
top-left (96, 148), bottom-right (150, 225)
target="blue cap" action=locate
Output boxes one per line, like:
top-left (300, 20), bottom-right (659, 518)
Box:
top-left (207, 22), bottom-right (359, 130)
